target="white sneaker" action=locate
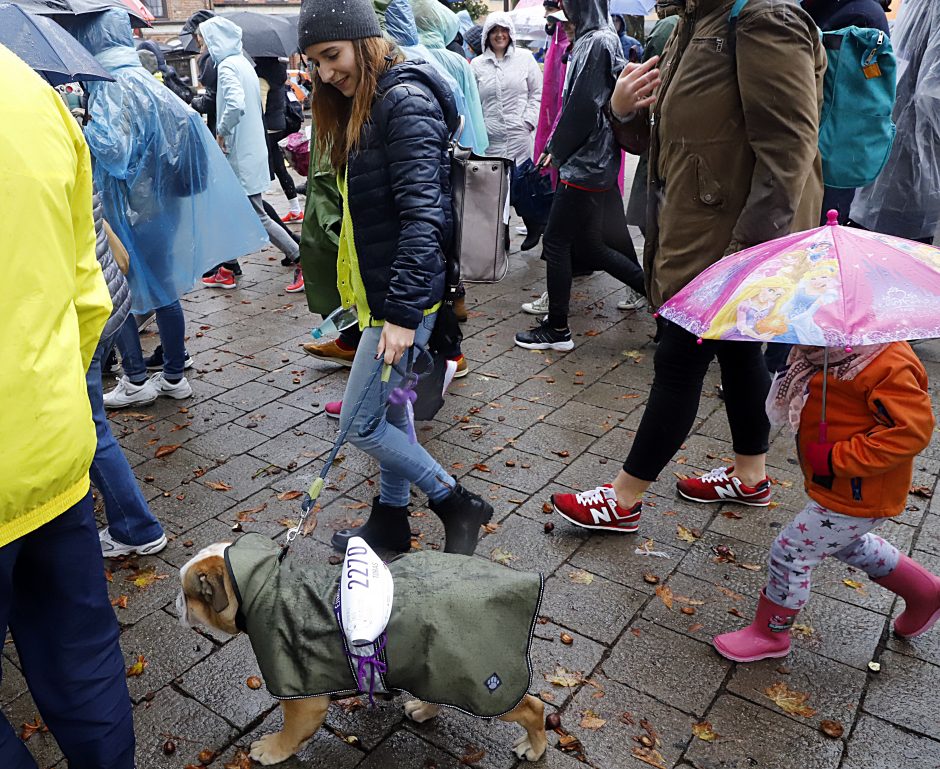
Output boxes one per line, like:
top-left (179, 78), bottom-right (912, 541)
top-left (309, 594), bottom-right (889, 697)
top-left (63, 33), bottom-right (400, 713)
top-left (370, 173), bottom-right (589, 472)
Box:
top-left (521, 291), bottom-right (549, 315)
top-left (103, 376), bottom-right (159, 409)
top-left (99, 527), bottom-right (168, 557)
top-left (149, 372), bottom-right (193, 400)
top-left (617, 287), bottom-right (648, 311)
top-left (515, 225), bottom-right (528, 235)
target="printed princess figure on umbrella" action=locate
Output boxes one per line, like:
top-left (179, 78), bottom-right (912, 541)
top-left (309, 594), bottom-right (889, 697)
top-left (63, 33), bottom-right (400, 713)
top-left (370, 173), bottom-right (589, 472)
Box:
top-left (706, 276), bottom-right (793, 341)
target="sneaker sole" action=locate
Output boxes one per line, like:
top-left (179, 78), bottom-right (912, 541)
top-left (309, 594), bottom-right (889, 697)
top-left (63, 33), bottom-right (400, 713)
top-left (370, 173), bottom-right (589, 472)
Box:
top-left (285, 287), bottom-right (305, 293)
top-left (514, 338), bottom-right (574, 352)
top-left (325, 410), bottom-right (341, 419)
top-left (158, 389), bottom-right (193, 400)
top-left (712, 639), bottom-right (790, 663)
top-left (104, 394), bottom-right (158, 409)
top-left (303, 351), bottom-right (355, 367)
top-left (521, 306), bottom-right (549, 315)
top-left (677, 489), bottom-right (771, 507)
top-left (203, 282), bottom-right (237, 289)
top-left (618, 302), bottom-right (648, 311)
top-left (103, 535), bottom-right (169, 558)
top-left (453, 367), bottom-right (469, 379)
top-left (553, 504), bottom-right (640, 533)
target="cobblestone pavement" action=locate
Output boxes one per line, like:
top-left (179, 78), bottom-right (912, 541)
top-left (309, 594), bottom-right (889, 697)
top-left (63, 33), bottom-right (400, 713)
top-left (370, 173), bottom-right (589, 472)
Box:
top-left (5, 190), bottom-right (940, 769)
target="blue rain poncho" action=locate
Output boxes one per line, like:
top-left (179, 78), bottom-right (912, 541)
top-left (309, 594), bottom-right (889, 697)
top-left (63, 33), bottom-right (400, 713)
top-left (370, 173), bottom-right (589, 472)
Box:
top-left (410, 0), bottom-right (489, 154)
top-left (71, 10), bottom-right (268, 314)
top-left (200, 17), bottom-right (271, 196)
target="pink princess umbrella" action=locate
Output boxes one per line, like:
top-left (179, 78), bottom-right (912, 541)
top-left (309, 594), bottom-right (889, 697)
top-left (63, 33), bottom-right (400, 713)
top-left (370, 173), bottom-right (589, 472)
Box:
top-left (658, 210), bottom-right (940, 439)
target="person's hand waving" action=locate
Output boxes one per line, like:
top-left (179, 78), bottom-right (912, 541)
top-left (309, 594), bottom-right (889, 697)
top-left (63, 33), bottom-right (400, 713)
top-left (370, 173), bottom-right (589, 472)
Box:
top-left (610, 56), bottom-right (662, 121)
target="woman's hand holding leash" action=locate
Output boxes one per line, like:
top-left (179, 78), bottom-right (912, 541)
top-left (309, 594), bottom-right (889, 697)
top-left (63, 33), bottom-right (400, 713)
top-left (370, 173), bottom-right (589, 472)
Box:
top-left (377, 322), bottom-right (415, 366)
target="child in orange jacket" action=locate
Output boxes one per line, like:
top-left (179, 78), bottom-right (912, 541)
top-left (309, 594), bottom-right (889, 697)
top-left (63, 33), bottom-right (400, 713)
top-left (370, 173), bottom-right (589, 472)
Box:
top-left (714, 341), bottom-right (940, 662)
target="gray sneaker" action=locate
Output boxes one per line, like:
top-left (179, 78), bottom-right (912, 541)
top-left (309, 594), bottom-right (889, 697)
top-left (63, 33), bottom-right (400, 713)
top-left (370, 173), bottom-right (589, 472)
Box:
top-left (99, 527), bottom-right (168, 557)
top-left (617, 287), bottom-right (648, 311)
top-left (521, 291), bottom-right (549, 315)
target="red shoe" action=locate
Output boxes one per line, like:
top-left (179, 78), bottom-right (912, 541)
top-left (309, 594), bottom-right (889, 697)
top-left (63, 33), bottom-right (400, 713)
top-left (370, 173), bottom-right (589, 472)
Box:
top-left (552, 485), bottom-right (641, 533)
top-left (202, 266), bottom-right (236, 289)
top-left (713, 590), bottom-right (797, 662)
top-left (324, 400), bottom-right (342, 419)
top-left (285, 267), bottom-right (304, 293)
top-left (280, 210), bottom-right (304, 223)
top-left (676, 466), bottom-right (771, 506)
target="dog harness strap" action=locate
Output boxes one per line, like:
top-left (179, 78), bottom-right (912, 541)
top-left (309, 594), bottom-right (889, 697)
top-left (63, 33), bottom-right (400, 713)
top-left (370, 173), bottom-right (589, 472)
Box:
top-left (333, 595), bottom-right (388, 707)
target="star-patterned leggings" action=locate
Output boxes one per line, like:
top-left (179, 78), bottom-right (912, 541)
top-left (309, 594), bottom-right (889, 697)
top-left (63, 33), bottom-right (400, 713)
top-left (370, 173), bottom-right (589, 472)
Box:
top-left (766, 501), bottom-right (900, 610)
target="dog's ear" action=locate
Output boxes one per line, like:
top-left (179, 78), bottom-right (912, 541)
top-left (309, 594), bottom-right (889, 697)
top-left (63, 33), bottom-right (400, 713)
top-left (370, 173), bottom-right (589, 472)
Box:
top-left (198, 562), bottom-right (230, 614)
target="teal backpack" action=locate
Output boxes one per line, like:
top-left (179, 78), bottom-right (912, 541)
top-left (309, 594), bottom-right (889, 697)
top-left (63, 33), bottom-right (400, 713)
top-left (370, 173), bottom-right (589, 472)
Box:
top-left (729, 0), bottom-right (897, 190)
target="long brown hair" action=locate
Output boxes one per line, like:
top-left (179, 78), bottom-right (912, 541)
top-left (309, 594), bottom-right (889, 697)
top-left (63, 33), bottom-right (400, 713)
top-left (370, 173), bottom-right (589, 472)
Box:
top-left (311, 37), bottom-right (405, 170)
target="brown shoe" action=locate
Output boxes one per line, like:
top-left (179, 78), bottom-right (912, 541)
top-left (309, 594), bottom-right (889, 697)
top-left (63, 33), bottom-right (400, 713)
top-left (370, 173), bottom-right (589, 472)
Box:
top-left (451, 354), bottom-right (469, 379)
top-left (453, 295), bottom-right (468, 323)
top-left (302, 338), bottom-right (356, 367)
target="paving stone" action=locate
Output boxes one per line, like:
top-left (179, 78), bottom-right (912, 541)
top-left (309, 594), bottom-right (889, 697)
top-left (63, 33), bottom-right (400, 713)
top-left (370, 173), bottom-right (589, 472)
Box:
top-left (324, 693), bottom-right (409, 752)
top-left (448, 370), bottom-right (519, 403)
top-left (5, 690), bottom-right (63, 767)
top-left (436, 420), bottom-right (522, 456)
top-left (131, 686), bottom-right (239, 769)
top-left (471, 395), bottom-right (553, 430)
top-left (147, 480), bottom-right (238, 534)
top-left (470, 448), bottom-right (565, 495)
top-left (167, 399), bottom-right (247, 435)
top-left (355, 728), bottom-right (462, 769)
top-left (530, 622), bottom-right (606, 709)
top-left (184, 422), bottom-right (269, 461)
top-left (555, 451), bottom-right (625, 490)
top-left (134, 446), bottom-right (215, 492)
top-left (214, 380), bottom-right (286, 412)
top-left (640, 571), bottom-right (751, 641)
top-left (158, 517), bottom-right (237, 569)
top-left (634, 494), bottom-right (715, 554)
top-left (118, 417), bottom-right (200, 458)
top-left (684, 694), bottom-right (843, 769)
top-left (198, 453), bottom-right (278, 501)
top-left (249, 429), bottom-right (333, 471)
top-left (568, 533), bottom-right (684, 595)
top-left (886, 550), bottom-right (940, 663)
top-left (119, 609), bottom-right (213, 702)
top-left (843, 714), bottom-right (940, 769)
top-left (233, 401), bottom-right (311, 437)
top-left (540, 572), bottom-right (644, 645)
top-left (863, 651), bottom-right (940, 739)
top-left (795, 593), bottom-right (886, 670)
top-left (915, 514), bottom-right (940, 556)
top-left (178, 634), bottom-right (274, 729)
top-left (677, 532), bottom-right (770, 599)
top-left (604, 621), bottom-right (730, 717)
top-left (106, 554), bottom-right (178, 626)
top-left (542, 400), bottom-right (622, 438)
top-left (197, 361), bottom-right (264, 390)
top-left (0, 657), bottom-right (27, 707)
top-left (404, 704), bottom-right (526, 769)
top-left (477, 513), bottom-right (588, 575)
top-left (706, 500), bottom-right (790, 547)
top-left (572, 380), bottom-right (647, 415)
top-left (510, 423), bottom-right (596, 464)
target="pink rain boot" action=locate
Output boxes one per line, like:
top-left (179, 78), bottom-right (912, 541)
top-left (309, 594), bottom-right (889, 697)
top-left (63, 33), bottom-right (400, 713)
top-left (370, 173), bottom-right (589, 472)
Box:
top-left (873, 554), bottom-right (940, 638)
top-left (713, 591), bottom-right (798, 662)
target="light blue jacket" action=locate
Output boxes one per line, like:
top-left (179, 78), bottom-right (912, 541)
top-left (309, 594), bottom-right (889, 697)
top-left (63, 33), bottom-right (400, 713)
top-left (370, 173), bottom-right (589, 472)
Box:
top-left (201, 17), bottom-right (270, 196)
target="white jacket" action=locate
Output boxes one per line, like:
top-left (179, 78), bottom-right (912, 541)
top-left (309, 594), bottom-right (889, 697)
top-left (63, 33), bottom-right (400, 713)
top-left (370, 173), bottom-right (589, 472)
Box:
top-left (471, 12), bottom-right (543, 164)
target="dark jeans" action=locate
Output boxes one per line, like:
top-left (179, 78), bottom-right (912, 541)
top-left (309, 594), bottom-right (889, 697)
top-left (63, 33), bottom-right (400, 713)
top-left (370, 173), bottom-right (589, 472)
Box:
top-left (0, 494), bottom-right (135, 769)
top-left (267, 130), bottom-right (297, 200)
top-left (624, 321), bottom-right (771, 481)
top-left (544, 184), bottom-right (645, 328)
top-left (115, 299), bottom-right (186, 381)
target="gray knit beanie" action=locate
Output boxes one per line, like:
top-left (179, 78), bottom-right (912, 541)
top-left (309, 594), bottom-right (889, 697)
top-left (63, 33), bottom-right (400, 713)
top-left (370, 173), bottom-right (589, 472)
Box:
top-left (298, 0), bottom-right (382, 49)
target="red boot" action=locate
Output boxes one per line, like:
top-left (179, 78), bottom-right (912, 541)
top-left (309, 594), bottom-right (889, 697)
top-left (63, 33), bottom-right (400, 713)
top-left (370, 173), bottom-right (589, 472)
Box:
top-left (873, 554), bottom-right (940, 638)
top-left (713, 591), bottom-right (797, 662)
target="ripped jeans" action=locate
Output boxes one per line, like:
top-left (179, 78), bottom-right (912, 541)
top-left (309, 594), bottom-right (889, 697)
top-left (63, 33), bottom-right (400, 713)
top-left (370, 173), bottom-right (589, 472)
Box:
top-left (339, 312), bottom-right (455, 507)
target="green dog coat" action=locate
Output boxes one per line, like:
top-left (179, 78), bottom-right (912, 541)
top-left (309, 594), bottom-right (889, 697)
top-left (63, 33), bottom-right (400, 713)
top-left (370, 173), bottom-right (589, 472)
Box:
top-left (225, 534), bottom-right (544, 717)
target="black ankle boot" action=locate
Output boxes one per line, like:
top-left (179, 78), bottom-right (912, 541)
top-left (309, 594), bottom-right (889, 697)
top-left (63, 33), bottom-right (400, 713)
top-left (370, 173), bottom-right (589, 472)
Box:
top-left (330, 497), bottom-right (412, 553)
top-left (520, 221), bottom-right (544, 251)
top-left (428, 484), bottom-right (494, 556)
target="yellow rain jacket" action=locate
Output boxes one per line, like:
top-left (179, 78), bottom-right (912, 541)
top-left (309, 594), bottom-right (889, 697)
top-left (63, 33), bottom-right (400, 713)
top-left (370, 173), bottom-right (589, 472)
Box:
top-left (0, 46), bottom-right (112, 548)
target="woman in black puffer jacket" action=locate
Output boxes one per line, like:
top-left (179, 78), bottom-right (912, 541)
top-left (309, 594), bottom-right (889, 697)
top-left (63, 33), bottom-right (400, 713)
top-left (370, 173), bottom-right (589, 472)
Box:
top-left (300, 0), bottom-right (491, 556)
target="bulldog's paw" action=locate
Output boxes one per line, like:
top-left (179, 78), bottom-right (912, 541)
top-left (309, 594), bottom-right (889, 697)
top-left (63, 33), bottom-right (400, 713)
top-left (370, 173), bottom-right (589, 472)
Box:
top-left (250, 732), bottom-right (297, 765)
top-left (404, 699), bottom-right (441, 723)
top-left (513, 733), bottom-right (547, 762)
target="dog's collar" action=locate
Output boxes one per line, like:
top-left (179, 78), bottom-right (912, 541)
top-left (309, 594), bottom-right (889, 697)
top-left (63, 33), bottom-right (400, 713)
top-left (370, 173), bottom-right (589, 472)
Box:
top-left (223, 545), bottom-right (249, 632)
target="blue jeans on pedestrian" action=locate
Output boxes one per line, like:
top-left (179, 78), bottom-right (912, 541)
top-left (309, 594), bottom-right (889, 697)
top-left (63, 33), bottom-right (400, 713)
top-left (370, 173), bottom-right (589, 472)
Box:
top-left (339, 313), bottom-right (455, 508)
top-left (0, 493), bottom-right (135, 769)
top-left (115, 299), bottom-right (186, 382)
top-left (89, 335), bottom-right (164, 546)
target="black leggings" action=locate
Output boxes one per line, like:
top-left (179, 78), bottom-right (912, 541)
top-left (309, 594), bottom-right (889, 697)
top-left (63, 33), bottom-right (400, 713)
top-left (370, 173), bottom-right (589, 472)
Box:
top-left (623, 320), bottom-right (771, 481)
top-left (543, 184), bottom-right (645, 328)
top-left (267, 130), bottom-right (297, 200)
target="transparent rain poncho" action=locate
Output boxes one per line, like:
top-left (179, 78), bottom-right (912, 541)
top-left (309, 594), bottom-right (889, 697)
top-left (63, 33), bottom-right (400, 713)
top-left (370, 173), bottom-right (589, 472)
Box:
top-left (71, 10), bottom-right (268, 314)
top-left (851, 0), bottom-right (940, 240)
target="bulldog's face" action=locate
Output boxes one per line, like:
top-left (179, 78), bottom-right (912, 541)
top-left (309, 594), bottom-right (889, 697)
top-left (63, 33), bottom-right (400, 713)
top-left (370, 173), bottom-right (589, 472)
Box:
top-left (177, 542), bottom-right (240, 636)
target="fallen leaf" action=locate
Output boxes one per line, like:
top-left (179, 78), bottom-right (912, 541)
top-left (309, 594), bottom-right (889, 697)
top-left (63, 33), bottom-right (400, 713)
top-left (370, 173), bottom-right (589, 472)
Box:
top-left (579, 710), bottom-right (606, 730)
top-left (154, 444), bottom-right (182, 458)
top-left (692, 721), bottom-right (721, 742)
top-left (721, 510), bottom-right (743, 520)
top-left (619, 711), bottom-right (636, 726)
top-left (206, 480), bottom-right (233, 491)
top-left (223, 750), bottom-right (253, 769)
top-left (545, 667), bottom-right (582, 687)
top-left (198, 749), bottom-right (216, 764)
top-left (790, 623), bottom-right (815, 640)
top-left (104, 568), bottom-right (113, 582)
top-left (569, 569), bottom-right (594, 585)
top-left (676, 524), bottom-right (700, 542)
top-left (910, 485), bottom-right (933, 499)
top-left (126, 655), bottom-right (147, 677)
top-left (343, 501), bottom-right (369, 510)
top-left (738, 562), bottom-right (762, 571)
top-left (459, 746), bottom-right (486, 765)
top-left (630, 746), bottom-right (667, 769)
top-left (127, 566), bottom-right (168, 590)
top-left (557, 733), bottom-right (583, 752)
top-left (111, 595), bottom-right (129, 609)
top-left (277, 517), bottom-right (299, 528)
top-left (718, 586), bottom-right (744, 601)
top-left (688, 623), bottom-right (705, 633)
top-left (473, 463), bottom-right (491, 473)
top-left (482, 523), bottom-right (500, 534)
top-left (728, 607), bottom-right (746, 618)
top-left (764, 681), bottom-right (817, 718)
top-left (655, 584), bottom-right (674, 610)
top-left (542, 502), bottom-right (553, 513)
top-left (490, 547), bottom-right (516, 565)
top-left (234, 503), bottom-right (267, 522)
top-left (843, 578), bottom-right (865, 592)
top-left (553, 450), bottom-right (570, 458)
top-left (276, 490), bottom-right (303, 501)
top-left (643, 573), bottom-right (660, 585)
top-left (337, 697), bottom-right (364, 714)
top-left (246, 676), bottom-right (263, 690)
top-left (681, 606), bottom-right (696, 616)
top-left (819, 719), bottom-right (844, 739)
top-left (20, 716), bottom-right (46, 741)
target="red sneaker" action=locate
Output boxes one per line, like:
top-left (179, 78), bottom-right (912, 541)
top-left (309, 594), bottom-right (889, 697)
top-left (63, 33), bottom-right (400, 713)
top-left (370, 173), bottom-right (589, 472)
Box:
top-left (676, 466), bottom-right (771, 506)
top-left (324, 400), bottom-right (342, 419)
top-left (280, 211), bottom-right (304, 223)
top-left (285, 267), bottom-right (304, 293)
top-left (552, 485), bottom-right (641, 533)
top-left (202, 266), bottom-right (236, 289)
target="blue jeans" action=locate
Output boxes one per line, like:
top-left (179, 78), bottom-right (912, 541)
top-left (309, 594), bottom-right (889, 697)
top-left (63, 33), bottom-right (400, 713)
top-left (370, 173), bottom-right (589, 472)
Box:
top-left (115, 299), bottom-right (186, 382)
top-left (339, 313), bottom-right (455, 507)
top-left (0, 494), bottom-right (135, 769)
top-left (89, 335), bottom-right (164, 545)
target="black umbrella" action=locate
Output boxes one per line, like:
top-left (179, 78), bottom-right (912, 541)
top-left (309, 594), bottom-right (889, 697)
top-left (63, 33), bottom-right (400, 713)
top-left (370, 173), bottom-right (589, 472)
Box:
top-left (32, 0), bottom-right (153, 29)
top-left (11, 0), bottom-right (71, 12)
top-left (179, 8), bottom-right (214, 52)
top-left (219, 11), bottom-right (298, 58)
top-left (0, 3), bottom-right (113, 85)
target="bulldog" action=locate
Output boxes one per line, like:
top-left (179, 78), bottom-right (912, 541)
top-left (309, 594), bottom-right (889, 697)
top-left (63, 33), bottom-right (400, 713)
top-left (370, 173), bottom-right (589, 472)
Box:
top-left (177, 534), bottom-right (548, 765)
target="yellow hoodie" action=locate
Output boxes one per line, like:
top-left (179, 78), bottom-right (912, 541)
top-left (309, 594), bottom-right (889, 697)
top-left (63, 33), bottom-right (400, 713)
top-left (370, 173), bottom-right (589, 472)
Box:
top-left (0, 45), bottom-right (112, 548)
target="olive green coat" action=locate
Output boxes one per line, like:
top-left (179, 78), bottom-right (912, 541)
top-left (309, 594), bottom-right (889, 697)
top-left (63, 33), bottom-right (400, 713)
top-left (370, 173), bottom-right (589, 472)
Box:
top-left (226, 534), bottom-right (543, 717)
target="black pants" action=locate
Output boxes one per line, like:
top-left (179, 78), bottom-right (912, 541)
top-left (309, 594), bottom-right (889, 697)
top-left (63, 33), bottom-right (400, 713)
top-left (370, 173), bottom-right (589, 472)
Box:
top-left (267, 130), bottom-right (297, 200)
top-left (543, 184), bottom-right (645, 328)
top-left (623, 321), bottom-right (771, 481)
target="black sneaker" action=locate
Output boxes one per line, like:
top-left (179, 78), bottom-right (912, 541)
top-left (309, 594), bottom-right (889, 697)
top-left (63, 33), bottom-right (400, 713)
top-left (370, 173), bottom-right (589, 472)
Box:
top-left (514, 319), bottom-right (574, 351)
top-left (145, 345), bottom-right (194, 371)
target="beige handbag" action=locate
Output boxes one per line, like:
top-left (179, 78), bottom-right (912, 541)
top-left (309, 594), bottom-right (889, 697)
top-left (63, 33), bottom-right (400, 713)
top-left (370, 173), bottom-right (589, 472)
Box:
top-left (103, 219), bottom-right (129, 275)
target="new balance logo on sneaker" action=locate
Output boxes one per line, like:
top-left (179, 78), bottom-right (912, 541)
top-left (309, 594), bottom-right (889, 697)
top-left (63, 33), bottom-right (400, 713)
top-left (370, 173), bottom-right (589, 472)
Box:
top-left (551, 485), bottom-right (641, 533)
top-left (676, 466), bottom-right (772, 506)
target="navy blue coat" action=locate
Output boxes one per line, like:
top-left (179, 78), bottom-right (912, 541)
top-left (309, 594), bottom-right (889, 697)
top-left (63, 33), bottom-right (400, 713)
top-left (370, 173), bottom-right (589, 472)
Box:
top-left (802, 0), bottom-right (890, 33)
top-left (347, 60), bottom-right (459, 330)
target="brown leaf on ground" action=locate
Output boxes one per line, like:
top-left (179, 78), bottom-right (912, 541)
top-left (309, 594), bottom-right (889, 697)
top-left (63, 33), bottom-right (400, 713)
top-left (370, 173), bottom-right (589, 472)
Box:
top-left (677, 524), bottom-right (701, 542)
top-left (718, 586), bottom-right (744, 601)
top-left (223, 750), bottom-right (253, 769)
top-left (688, 623), bottom-right (705, 633)
top-left (692, 721), bottom-right (721, 742)
top-left (198, 749), bottom-right (216, 764)
top-left (277, 517), bottom-right (299, 528)
top-left (728, 607), bottom-right (746, 619)
top-left (126, 654), bottom-right (148, 677)
top-left (111, 595), bottom-right (129, 609)
top-left (490, 547), bottom-right (515, 566)
top-left (843, 578), bottom-right (866, 593)
top-left (790, 623), bottom-right (815, 640)
top-left (127, 566), bottom-right (168, 590)
top-left (104, 568), bottom-right (113, 582)
top-left (819, 719), bottom-right (844, 738)
top-left (580, 710), bottom-right (606, 730)
top-left (459, 745), bottom-right (486, 765)
top-left (473, 463), bottom-right (491, 473)
top-left (630, 746), bottom-right (667, 769)
top-left (206, 480), bottom-right (233, 491)
top-left (301, 509), bottom-right (319, 537)
top-left (545, 667), bottom-right (583, 687)
top-left (482, 523), bottom-right (499, 534)
top-left (343, 501), bottom-right (369, 510)
top-left (20, 716), bottom-right (46, 741)
top-left (721, 510), bottom-right (743, 519)
top-left (154, 444), bottom-right (182, 458)
top-left (910, 485), bottom-right (933, 499)
top-left (337, 697), bottom-right (364, 714)
top-left (764, 681), bottom-right (817, 718)
top-left (234, 503), bottom-right (267, 523)
top-left (276, 489), bottom-right (303, 500)
top-left (643, 573), bottom-right (660, 585)
top-left (119, 412), bottom-right (154, 422)
top-left (246, 676), bottom-right (263, 690)
top-left (655, 584), bottom-right (674, 610)
top-left (542, 501), bottom-right (554, 513)
top-left (619, 711), bottom-right (635, 726)
top-left (569, 569), bottom-right (594, 585)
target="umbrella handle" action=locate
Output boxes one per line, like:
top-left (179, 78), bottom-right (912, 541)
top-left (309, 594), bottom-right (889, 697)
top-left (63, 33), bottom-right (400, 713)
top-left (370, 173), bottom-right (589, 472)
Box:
top-left (818, 421), bottom-right (828, 443)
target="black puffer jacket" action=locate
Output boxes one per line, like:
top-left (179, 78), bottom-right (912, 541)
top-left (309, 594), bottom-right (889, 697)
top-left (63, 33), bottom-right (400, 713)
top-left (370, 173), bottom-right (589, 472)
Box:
top-left (347, 60), bottom-right (459, 330)
top-left (255, 57), bottom-right (288, 132)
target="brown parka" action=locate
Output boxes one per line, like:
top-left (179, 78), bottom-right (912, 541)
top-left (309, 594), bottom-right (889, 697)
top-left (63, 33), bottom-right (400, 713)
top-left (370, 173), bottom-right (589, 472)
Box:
top-left (613, 0), bottom-right (826, 309)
